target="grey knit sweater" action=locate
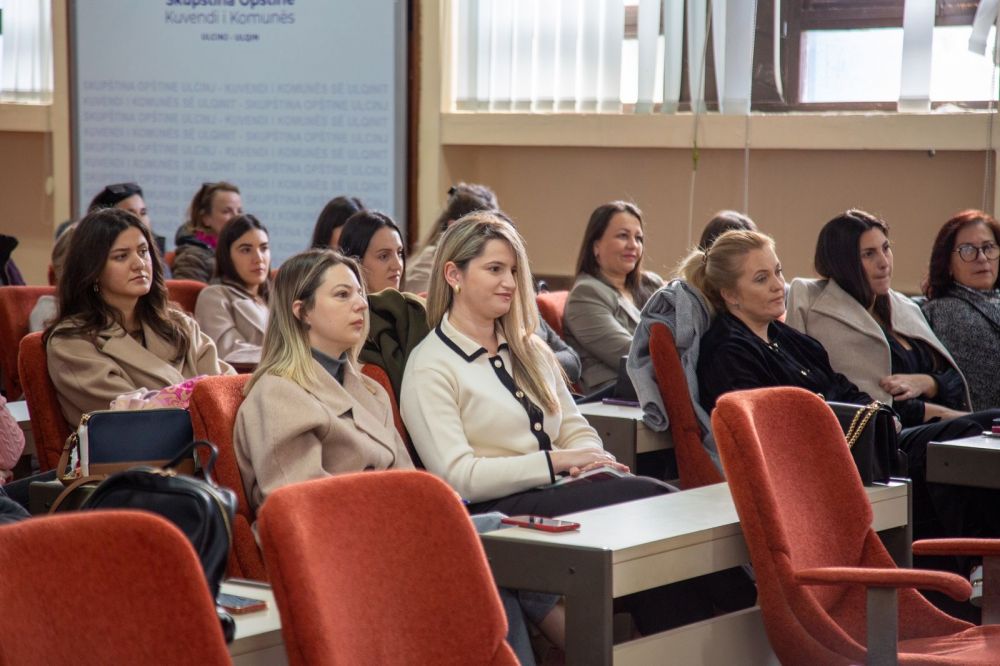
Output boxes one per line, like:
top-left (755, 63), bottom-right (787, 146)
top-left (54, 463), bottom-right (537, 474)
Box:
top-left (923, 283), bottom-right (1000, 411)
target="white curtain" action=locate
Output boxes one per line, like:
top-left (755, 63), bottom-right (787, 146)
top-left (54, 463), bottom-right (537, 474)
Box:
top-left (899, 0), bottom-right (935, 112)
top-left (0, 0), bottom-right (52, 100)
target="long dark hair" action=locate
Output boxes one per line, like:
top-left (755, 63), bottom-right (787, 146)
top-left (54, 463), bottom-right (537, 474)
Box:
top-left (924, 209), bottom-right (1000, 299)
top-left (45, 208), bottom-right (190, 359)
top-left (815, 209), bottom-right (893, 329)
top-left (338, 210), bottom-right (405, 264)
top-left (215, 214), bottom-right (271, 302)
top-left (310, 195), bottom-right (365, 249)
top-left (575, 201), bottom-right (654, 307)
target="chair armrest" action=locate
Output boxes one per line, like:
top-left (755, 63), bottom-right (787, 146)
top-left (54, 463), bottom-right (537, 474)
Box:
top-left (912, 538), bottom-right (1000, 558)
top-left (795, 566), bottom-right (971, 601)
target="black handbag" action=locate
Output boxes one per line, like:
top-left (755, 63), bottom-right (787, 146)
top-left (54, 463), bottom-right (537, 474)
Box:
top-left (828, 401), bottom-right (908, 485)
top-left (81, 441), bottom-right (236, 601)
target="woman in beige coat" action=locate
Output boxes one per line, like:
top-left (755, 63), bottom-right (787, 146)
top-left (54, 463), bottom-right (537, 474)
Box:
top-left (786, 209), bottom-right (976, 426)
top-left (195, 214), bottom-right (270, 365)
top-left (234, 249), bottom-right (412, 514)
top-left (45, 208), bottom-right (234, 426)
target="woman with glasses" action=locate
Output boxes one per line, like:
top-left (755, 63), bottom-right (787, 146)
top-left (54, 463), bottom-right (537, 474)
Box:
top-left (922, 210), bottom-right (1000, 410)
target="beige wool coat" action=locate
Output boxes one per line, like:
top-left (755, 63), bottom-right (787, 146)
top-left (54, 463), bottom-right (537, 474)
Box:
top-left (785, 277), bottom-right (970, 408)
top-left (194, 283), bottom-right (268, 364)
top-left (46, 314), bottom-right (235, 425)
top-left (234, 359), bottom-right (414, 514)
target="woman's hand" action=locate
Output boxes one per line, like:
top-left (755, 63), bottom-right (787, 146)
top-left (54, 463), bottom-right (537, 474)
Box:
top-left (549, 448), bottom-right (630, 477)
top-left (879, 373), bottom-right (937, 401)
top-left (923, 402), bottom-right (968, 422)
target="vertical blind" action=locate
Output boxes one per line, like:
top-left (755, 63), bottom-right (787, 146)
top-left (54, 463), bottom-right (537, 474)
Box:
top-left (450, 0), bottom-right (992, 113)
top-left (0, 0), bottom-right (53, 101)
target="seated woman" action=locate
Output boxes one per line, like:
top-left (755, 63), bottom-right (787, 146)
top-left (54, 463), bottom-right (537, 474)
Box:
top-left (87, 182), bottom-right (167, 258)
top-left (337, 210), bottom-right (406, 293)
top-left (29, 223), bottom-right (74, 332)
top-left (194, 214), bottom-right (271, 366)
top-left (922, 210), bottom-right (1000, 410)
top-left (234, 249), bottom-right (558, 664)
top-left (45, 208), bottom-right (234, 427)
top-left (309, 195), bottom-right (365, 249)
top-left (405, 182), bottom-right (498, 294)
top-left (564, 201), bottom-right (663, 394)
top-left (173, 182), bottom-right (243, 283)
top-left (786, 209), bottom-right (987, 427)
top-left (690, 229), bottom-right (1000, 549)
top-left (400, 212), bottom-right (668, 515)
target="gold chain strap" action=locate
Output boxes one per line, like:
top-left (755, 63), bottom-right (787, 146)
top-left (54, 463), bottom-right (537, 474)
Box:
top-left (845, 401), bottom-right (881, 449)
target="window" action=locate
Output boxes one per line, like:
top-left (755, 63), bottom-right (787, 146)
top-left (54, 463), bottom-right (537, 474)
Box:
top-left (449, 0), bottom-right (998, 112)
top-left (0, 0), bottom-right (54, 102)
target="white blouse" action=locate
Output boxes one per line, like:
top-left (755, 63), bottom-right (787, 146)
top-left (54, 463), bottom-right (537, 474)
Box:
top-left (400, 313), bottom-right (603, 502)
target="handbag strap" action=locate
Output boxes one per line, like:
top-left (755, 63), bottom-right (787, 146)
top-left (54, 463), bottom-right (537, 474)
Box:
top-left (164, 440), bottom-right (220, 487)
top-left (844, 401), bottom-right (882, 449)
top-left (48, 474), bottom-right (105, 514)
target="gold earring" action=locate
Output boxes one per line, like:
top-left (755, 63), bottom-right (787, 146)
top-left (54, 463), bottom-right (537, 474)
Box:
top-left (454, 284), bottom-right (461, 295)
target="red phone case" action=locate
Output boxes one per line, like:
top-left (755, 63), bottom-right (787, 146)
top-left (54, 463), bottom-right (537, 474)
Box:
top-left (501, 515), bottom-right (580, 532)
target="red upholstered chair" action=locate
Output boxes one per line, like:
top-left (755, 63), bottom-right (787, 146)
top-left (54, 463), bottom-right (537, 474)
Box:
top-left (713, 386), bottom-right (1000, 664)
top-left (188, 373), bottom-right (266, 580)
top-left (648, 322), bottom-right (723, 489)
top-left (18, 332), bottom-right (72, 472)
top-left (360, 362), bottom-right (422, 468)
top-left (258, 471), bottom-right (519, 666)
top-left (165, 278), bottom-right (207, 314)
top-left (0, 285), bottom-right (55, 399)
top-left (0, 511), bottom-right (231, 665)
top-left (536, 290), bottom-right (569, 337)
top-left (164, 250), bottom-right (177, 269)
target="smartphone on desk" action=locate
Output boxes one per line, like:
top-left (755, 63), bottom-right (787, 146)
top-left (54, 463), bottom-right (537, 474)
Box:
top-left (501, 515), bottom-right (581, 532)
top-left (218, 592), bottom-right (268, 615)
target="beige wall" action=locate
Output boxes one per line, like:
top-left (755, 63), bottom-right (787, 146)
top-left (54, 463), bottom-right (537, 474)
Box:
top-left (0, 132), bottom-right (53, 285)
top-left (441, 145), bottom-right (991, 294)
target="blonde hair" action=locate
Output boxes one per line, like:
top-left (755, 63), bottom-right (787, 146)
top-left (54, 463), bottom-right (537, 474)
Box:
top-left (426, 211), bottom-right (560, 412)
top-left (678, 230), bottom-right (775, 313)
top-left (247, 249), bottom-right (368, 393)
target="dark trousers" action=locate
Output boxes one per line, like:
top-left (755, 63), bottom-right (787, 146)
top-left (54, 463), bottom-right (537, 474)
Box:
top-left (467, 475), bottom-right (672, 516)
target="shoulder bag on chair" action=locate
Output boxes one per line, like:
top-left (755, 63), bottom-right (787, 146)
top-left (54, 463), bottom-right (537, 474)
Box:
top-left (82, 440), bottom-right (238, 641)
top-left (51, 408), bottom-right (195, 512)
top-left (827, 401), bottom-right (908, 485)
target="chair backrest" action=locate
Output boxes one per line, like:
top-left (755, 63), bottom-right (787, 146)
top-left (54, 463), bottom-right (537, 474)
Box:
top-left (0, 511), bottom-right (231, 665)
top-left (712, 387), bottom-right (966, 663)
top-left (164, 250), bottom-right (177, 269)
top-left (536, 290), bottom-right (569, 337)
top-left (18, 332), bottom-right (72, 472)
top-left (188, 373), bottom-right (266, 580)
top-left (360, 363), bottom-right (422, 468)
top-left (258, 471), bottom-right (518, 666)
top-left (0, 286), bottom-right (55, 399)
top-left (648, 322), bottom-right (723, 489)
top-left (165, 279), bottom-right (207, 314)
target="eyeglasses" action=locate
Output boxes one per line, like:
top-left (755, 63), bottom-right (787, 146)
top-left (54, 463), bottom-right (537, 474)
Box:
top-left (955, 242), bottom-right (1000, 262)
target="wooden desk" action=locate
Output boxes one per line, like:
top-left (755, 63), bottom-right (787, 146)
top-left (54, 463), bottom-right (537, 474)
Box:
top-left (577, 402), bottom-right (673, 470)
top-left (928, 434), bottom-right (1000, 489)
top-left (481, 481), bottom-right (910, 666)
top-left (223, 580), bottom-right (287, 666)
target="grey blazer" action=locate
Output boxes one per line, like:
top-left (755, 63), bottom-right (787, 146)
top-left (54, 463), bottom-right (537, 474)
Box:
top-left (564, 273), bottom-right (662, 393)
